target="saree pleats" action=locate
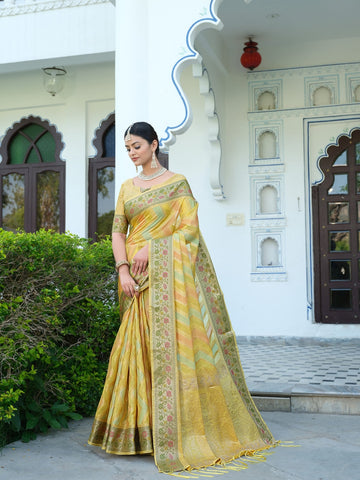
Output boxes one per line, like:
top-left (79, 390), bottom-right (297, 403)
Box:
top-left (89, 175), bottom-right (275, 473)
top-left (88, 287), bottom-right (153, 454)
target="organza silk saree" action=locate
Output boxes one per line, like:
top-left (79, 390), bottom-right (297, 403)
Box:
top-left (88, 174), bottom-right (275, 473)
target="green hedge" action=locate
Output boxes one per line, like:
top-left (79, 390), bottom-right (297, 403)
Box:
top-left (0, 229), bottom-right (119, 446)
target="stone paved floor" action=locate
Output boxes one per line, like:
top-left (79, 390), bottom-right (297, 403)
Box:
top-left (2, 413), bottom-right (360, 480)
top-left (238, 340), bottom-right (360, 387)
top-left (237, 338), bottom-right (360, 399)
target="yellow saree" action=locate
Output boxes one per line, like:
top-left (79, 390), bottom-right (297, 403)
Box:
top-left (88, 174), bottom-right (275, 473)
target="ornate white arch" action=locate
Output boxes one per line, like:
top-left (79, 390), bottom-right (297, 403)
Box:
top-left (192, 63), bottom-right (225, 199)
top-left (158, 0), bottom-right (226, 149)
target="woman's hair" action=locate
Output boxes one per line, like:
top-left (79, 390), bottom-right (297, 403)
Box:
top-left (124, 122), bottom-right (160, 155)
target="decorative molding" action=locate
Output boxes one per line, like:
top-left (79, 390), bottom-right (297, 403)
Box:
top-left (250, 218), bottom-right (286, 228)
top-left (193, 62), bottom-right (225, 200)
top-left (247, 62), bottom-right (360, 81)
top-left (248, 102), bottom-right (360, 121)
top-left (251, 272), bottom-right (288, 282)
top-left (0, 0), bottom-right (109, 17)
top-left (248, 163), bottom-right (285, 174)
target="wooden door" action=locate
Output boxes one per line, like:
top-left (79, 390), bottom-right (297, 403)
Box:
top-left (312, 129), bottom-right (360, 324)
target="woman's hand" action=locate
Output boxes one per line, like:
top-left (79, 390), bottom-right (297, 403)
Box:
top-left (118, 266), bottom-right (139, 298)
top-left (131, 244), bottom-right (149, 276)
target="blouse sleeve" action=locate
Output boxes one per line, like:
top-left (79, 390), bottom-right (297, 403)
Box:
top-left (112, 183), bottom-right (128, 235)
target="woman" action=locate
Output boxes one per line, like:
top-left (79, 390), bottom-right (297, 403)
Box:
top-left (88, 122), bottom-right (275, 474)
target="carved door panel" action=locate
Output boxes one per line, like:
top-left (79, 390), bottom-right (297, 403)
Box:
top-left (312, 129), bottom-right (360, 324)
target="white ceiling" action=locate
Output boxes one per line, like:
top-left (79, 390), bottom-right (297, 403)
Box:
top-left (213, 0), bottom-right (360, 71)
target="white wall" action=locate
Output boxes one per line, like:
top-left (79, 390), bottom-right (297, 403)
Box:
top-left (0, 62), bottom-right (115, 237)
top-left (0, 3), bottom-right (115, 68)
top-left (170, 43), bottom-right (360, 339)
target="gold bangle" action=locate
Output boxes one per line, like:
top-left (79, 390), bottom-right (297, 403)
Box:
top-left (115, 259), bottom-right (130, 271)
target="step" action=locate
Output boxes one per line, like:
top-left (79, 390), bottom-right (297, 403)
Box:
top-left (251, 389), bottom-right (360, 415)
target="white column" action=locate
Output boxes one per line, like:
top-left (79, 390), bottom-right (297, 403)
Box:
top-left (115, 0), bottom-right (223, 188)
top-left (115, 0), bottom-right (149, 187)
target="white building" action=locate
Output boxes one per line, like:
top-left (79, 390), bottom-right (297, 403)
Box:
top-left (1, 0), bottom-right (360, 339)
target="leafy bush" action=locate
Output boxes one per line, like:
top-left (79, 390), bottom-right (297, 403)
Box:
top-left (0, 229), bottom-right (119, 447)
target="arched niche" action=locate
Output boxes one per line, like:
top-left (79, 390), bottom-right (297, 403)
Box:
top-left (354, 85), bottom-right (360, 102)
top-left (257, 91), bottom-right (276, 110)
top-left (260, 185), bottom-right (279, 214)
top-left (261, 237), bottom-right (279, 266)
top-left (312, 86), bottom-right (332, 106)
top-left (258, 131), bottom-right (277, 159)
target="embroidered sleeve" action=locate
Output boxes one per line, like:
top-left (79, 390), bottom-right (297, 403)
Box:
top-left (112, 184), bottom-right (128, 234)
top-left (112, 214), bottom-right (128, 234)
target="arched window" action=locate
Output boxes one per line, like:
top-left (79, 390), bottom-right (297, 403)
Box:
top-left (88, 114), bottom-right (116, 242)
top-left (0, 116), bottom-right (65, 232)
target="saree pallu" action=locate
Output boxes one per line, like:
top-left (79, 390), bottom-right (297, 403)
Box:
top-left (88, 174), bottom-right (275, 473)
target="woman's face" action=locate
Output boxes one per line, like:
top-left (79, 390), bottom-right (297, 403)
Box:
top-left (125, 134), bottom-right (156, 169)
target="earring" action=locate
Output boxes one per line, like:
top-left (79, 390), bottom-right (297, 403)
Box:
top-left (151, 151), bottom-right (157, 169)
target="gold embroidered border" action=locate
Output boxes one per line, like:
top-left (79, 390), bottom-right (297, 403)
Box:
top-left (88, 420), bottom-right (153, 454)
top-left (125, 180), bottom-right (193, 220)
top-left (150, 236), bottom-right (184, 472)
top-left (112, 214), bottom-right (128, 234)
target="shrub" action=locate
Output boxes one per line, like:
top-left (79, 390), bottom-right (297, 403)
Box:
top-left (0, 229), bottom-right (119, 446)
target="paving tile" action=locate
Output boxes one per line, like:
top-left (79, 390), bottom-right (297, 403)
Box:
top-left (237, 339), bottom-right (360, 396)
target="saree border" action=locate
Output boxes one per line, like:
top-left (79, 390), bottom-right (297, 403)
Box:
top-left (150, 236), bottom-right (185, 472)
top-left (125, 179), bottom-right (193, 219)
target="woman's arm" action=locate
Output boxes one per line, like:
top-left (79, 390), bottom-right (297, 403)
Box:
top-left (112, 232), bottom-right (139, 298)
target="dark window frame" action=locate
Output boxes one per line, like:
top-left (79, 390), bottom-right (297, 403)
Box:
top-left (0, 115), bottom-right (65, 233)
top-left (88, 113), bottom-right (115, 242)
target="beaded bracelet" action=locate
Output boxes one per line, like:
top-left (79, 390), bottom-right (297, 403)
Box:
top-left (115, 259), bottom-right (130, 271)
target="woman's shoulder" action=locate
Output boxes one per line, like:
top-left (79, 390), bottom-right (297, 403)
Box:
top-left (168, 172), bottom-right (188, 183)
top-left (120, 177), bottom-right (135, 190)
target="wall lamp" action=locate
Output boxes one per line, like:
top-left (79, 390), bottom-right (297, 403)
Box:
top-left (42, 66), bottom-right (67, 96)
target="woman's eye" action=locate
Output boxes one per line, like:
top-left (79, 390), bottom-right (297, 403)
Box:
top-left (135, 146), bottom-right (141, 150)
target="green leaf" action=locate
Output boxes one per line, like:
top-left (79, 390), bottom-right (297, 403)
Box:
top-left (21, 431), bottom-right (33, 443)
top-left (50, 403), bottom-right (69, 414)
top-left (10, 411), bottom-right (21, 432)
top-left (58, 416), bottom-right (69, 429)
top-left (26, 400), bottom-right (42, 413)
top-left (38, 419), bottom-right (48, 433)
top-left (26, 415), bottom-right (40, 430)
top-left (43, 410), bottom-right (62, 429)
top-left (66, 412), bottom-right (82, 421)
